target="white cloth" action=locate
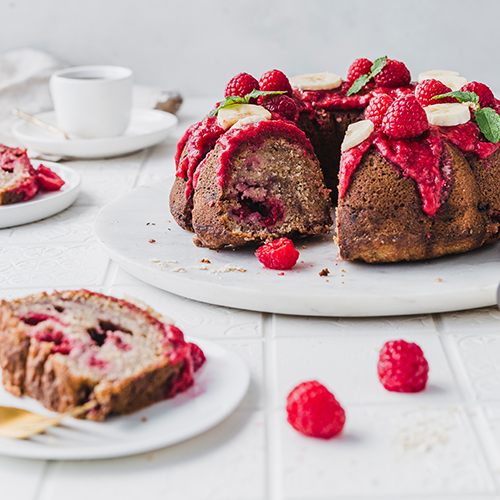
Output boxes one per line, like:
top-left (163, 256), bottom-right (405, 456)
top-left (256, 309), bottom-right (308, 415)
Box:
top-left (0, 48), bottom-right (67, 146)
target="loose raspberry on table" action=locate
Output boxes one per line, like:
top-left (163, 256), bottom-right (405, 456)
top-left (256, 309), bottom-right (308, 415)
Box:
top-left (286, 381), bottom-right (346, 439)
top-left (255, 237), bottom-right (299, 270)
top-left (225, 72), bottom-right (259, 98)
top-left (461, 81), bottom-right (496, 108)
top-left (259, 69), bottom-right (293, 96)
top-left (347, 58), bottom-right (372, 83)
top-left (364, 94), bottom-right (394, 125)
top-left (415, 79), bottom-right (456, 107)
top-left (374, 59), bottom-right (411, 88)
top-left (381, 94), bottom-right (429, 139)
top-left (377, 339), bottom-right (429, 392)
top-left (261, 95), bottom-right (298, 121)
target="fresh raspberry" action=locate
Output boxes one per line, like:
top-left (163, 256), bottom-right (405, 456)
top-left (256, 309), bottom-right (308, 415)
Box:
top-left (364, 94), bottom-right (394, 125)
top-left (374, 59), bottom-right (411, 88)
top-left (35, 164), bottom-right (65, 191)
top-left (255, 237), bottom-right (299, 270)
top-left (261, 95), bottom-right (298, 121)
top-left (381, 94), bottom-right (429, 139)
top-left (225, 72), bottom-right (259, 98)
top-left (259, 69), bottom-right (293, 96)
top-left (461, 81), bottom-right (496, 108)
top-left (415, 79), bottom-right (456, 107)
top-left (347, 58), bottom-right (372, 83)
top-left (188, 342), bottom-right (206, 372)
top-left (378, 340), bottom-right (429, 392)
top-left (286, 381), bottom-right (346, 439)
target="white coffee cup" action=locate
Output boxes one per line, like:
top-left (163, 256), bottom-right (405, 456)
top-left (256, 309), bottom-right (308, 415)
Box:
top-left (50, 65), bottom-right (133, 139)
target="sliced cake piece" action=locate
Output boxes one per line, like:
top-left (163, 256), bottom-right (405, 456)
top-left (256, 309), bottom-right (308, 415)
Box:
top-left (0, 290), bottom-right (203, 420)
top-left (0, 145), bottom-right (39, 205)
top-left (191, 119), bottom-right (332, 249)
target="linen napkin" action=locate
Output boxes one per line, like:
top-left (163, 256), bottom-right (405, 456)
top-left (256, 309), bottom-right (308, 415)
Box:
top-left (0, 47), bottom-right (66, 146)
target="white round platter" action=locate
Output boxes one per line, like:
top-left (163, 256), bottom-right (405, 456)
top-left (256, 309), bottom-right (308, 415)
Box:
top-left (94, 177), bottom-right (500, 317)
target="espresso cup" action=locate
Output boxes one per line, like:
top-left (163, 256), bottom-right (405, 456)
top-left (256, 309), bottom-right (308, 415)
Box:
top-left (50, 65), bottom-right (133, 139)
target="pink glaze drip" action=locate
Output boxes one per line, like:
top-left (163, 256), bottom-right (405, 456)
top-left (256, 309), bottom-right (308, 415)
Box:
top-left (215, 119), bottom-right (315, 189)
top-left (161, 323), bottom-right (199, 397)
top-left (438, 121), bottom-right (500, 160)
top-left (339, 128), bottom-right (447, 217)
top-left (175, 116), bottom-right (225, 200)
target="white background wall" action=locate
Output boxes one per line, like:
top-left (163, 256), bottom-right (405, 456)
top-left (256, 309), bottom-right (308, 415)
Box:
top-left (1, 0), bottom-right (499, 97)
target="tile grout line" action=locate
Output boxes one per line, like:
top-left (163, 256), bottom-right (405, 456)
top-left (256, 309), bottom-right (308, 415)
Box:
top-left (263, 312), bottom-right (280, 500)
top-left (433, 312), bottom-right (500, 493)
top-left (31, 460), bottom-right (52, 500)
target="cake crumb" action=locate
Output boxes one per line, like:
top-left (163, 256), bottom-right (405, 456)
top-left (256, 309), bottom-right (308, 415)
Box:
top-left (146, 222), bottom-right (156, 226)
top-left (435, 278), bottom-right (443, 282)
top-left (141, 416), bottom-right (147, 422)
top-left (319, 268), bottom-right (330, 277)
top-left (200, 258), bottom-right (211, 263)
top-left (149, 239), bottom-right (156, 243)
top-left (172, 267), bottom-right (186, 273)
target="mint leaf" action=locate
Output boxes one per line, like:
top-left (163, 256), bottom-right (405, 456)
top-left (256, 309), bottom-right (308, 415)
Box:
top-left (346, 56), bottom-right (388, 96)
top-left (432, 91), bottom-right (479, 104)
top-left (346, 74), bottom-right (371, 96)
top-left (208, 96), bottom-right (245, 117)
top-left (208, 90), bottom-right (286, 117)
top-left (370, 56), bottom-right (388, 77)
top-left (475, 107), bottom-right (500, 143)
top-left (245, 89), bottom-right (285, 100)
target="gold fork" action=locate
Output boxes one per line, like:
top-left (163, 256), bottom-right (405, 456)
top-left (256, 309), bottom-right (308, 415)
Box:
top-left (0, 400), bottom-right (97, 439)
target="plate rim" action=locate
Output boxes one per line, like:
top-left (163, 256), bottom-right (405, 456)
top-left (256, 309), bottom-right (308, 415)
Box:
top-left (12, 108), bottom-right (178, 159)
top-left (0, 160), bottom-right (81, 229)
top-left (0, 336), bottom-right (250, 460)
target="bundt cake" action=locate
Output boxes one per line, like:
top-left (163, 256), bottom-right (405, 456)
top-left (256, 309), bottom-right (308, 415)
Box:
top-left (0, 145), bottom-right (64, 205)
top-left (0, 290), bottom-right (204, 421)
top-left (170, 59), bottom-right (500, 263)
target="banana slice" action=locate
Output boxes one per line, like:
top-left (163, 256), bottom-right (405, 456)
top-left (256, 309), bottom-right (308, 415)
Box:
top-left (417, 70), bottom-right (468, 91)
top-left (232, 115), bottom-right (268, 129)
top-left (290, 72), bottom-right (342, 91)
top-left (217, 104), bottom-right (271, 130)
top-left (417, 70), bottom-right (460, 83)
top-left (424, 103), bottom-right (470, 127)
top-left (341, 120), bottom-right (374, 151)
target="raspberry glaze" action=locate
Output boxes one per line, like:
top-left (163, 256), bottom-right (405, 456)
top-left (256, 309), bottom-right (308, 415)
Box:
top-left (340, 120), bottom-right (500, 217)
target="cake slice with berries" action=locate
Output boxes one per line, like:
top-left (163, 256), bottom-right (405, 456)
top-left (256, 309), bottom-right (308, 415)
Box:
top-left (0, 290), bottom-right (204, 420)
top-left (0, 145), bottom-right (65, 205)
top-left (171, 70), bottom-right (332, 249)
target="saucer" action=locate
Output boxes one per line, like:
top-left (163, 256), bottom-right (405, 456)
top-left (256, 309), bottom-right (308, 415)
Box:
top-left (0, 161), bottom-right (81, 228)
top-left (12, 108), bottom-right (178, 159)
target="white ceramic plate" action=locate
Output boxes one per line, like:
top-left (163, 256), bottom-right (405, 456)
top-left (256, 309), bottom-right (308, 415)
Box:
top-left (12, 109), bottom-right (178, 159)
top-left (94, 177), bottom-right (500, 317)
top-left (0, 161), bottom-right (81, 229)
top-left (0, 337), bottom-right (249, 460)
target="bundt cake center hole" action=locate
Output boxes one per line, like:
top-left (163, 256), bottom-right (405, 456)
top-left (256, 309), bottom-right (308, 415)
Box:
top-left (87, 320), bottom-right (132, 347)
